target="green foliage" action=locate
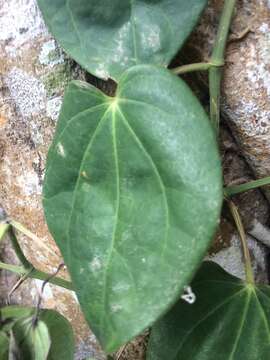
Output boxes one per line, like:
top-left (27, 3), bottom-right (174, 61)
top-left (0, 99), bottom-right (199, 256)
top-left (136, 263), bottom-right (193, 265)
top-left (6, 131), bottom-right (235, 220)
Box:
top-left (0, 307), bottom-right (74, 360)
top-left (37, 0), bottom-right (207, 81)
top-left (43, 65), bottom-right (222, 351)
top-left (147, 262), bottom-right (270, 360)
top-left (3, 0), bottom-right (267, 359)
top-left (0, 332), bottom-right (9, 359)
top-left (11, 318), bottom-right (51, 360)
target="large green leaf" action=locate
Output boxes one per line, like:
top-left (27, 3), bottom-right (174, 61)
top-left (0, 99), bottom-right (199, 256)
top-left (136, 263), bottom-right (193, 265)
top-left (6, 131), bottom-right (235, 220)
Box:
top-left (43, 65), bottom-right (222, 352)
top-left (147, 261), bottom-right (270, 360)
top-left (37, 0), bottom-right (207, 81)
top-left (1, 307), bottom-right (74, 360)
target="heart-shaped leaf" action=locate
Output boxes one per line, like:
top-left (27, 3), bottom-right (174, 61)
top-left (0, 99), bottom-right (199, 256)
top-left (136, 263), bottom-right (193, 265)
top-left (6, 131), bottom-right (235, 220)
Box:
top-left (1, 307), bottom-right (74, 360)
top-left (37, 0), bottom-right (207, 81)
top-left (147, 261), bottom-right (270, 360)
top-left (43, 65), bottom-right (222, 352)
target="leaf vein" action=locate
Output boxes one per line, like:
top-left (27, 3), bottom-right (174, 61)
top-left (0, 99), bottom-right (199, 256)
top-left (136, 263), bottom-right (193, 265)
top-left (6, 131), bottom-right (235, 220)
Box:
top-left (228, 290), bottom-right (252, 360)
top-left (174, 288), bottom-right (247, 359)
top-left (100, 108), bottom-right (121, 331)
top-left (66, 106), bottom-right (111, 264)
top-left (252, 289), bottom-right (270, 342)
top-left (116, 106), bottom-right (170, 258)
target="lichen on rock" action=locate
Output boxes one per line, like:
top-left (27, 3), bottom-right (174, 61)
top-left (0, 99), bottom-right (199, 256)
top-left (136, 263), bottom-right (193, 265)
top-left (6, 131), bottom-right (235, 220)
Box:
top-left (0, 1), bottom-right (104, 359)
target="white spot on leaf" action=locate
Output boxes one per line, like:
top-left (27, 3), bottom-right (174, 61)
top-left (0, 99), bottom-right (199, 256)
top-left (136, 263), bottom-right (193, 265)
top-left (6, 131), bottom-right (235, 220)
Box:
top-left (111, 304), bottom-right (122, 313)
top-left (90, 256), bottom-right (102, 272)
top-left (95, 64), bottom-right (109, 80)
top-left (57, 143), bottom-right (66, 158)
top-left (142, 25), bottom-right (161, 52)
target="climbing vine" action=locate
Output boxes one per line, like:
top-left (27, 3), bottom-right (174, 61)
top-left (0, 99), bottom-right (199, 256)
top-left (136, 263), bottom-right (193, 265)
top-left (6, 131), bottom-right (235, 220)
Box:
top-left (1, 1), bottom-right (270, 359)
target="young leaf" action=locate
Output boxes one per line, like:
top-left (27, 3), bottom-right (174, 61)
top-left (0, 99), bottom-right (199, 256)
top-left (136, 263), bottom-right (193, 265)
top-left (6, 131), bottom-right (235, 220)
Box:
top-left (11, 317), bottom-right (51, 360)
top-left (43, 65), bottom-right (222, 352)
top-left (147, 261), bottom-right (270, 360)
top-left (37, 0), bottom-right (207, 81)
top-left (0, 331), bottom-right (9, 360)
top-left (1, 307), bottom-right (74, 360)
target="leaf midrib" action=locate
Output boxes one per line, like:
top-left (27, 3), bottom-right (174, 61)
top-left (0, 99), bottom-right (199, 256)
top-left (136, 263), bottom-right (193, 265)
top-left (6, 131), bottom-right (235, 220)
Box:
top-left (99, 106), bottom-right (120, 334)
top-left (116, 105), bottom-right (170, 259)
top-left (66, 105), bottom-right (112, 264)
top-left (228, 289), bottom-right (252, 360)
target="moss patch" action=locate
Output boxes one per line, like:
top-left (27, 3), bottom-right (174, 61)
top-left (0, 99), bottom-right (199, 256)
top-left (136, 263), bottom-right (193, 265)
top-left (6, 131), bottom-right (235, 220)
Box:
top-left (42, 61), bottom-right (73, 97)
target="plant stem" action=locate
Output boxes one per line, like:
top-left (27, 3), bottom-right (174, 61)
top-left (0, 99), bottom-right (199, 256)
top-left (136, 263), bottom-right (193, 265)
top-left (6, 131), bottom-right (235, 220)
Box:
top-left (172, 61), bottom-right (224, 75)
top-left (0, 223), bottom-right (10, 243)
top-left (225, 176), bottom-right (270, 197)
top-left (0, 261), bottom-right (25, 274)
top-left (209, 0), bottom-right (237, 131)
top-left (227, 200), bottom-right (254, 284)
top-left (2, 226), bottom-right (74, 290)
top-left (0, 261), bottom-right (74, 291)
top-left (1, 220), bottom-right (74, 291)
top-left (10, 220), bottom-right (59, 260)
top-left (8, 227), bottom-right (32, 270)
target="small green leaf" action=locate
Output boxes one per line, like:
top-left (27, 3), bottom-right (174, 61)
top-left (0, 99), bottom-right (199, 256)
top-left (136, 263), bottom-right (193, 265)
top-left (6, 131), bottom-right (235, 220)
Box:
top-left (37, 0), bottom-right (207, 81)
top-left (11, 317), bottom-right (51, 360)
top-left (1, 307), bottom-right (74, 360)
top-left (9, 330), bottom-right (20, 360)
top-left (0, 223), bottom-right (9, 243)
top-left (147, 261), bottom-right (270, 360)
top-left (0, 331), bottom-right (9, 360)
top-left (43, 65), bottom-right (222, 352)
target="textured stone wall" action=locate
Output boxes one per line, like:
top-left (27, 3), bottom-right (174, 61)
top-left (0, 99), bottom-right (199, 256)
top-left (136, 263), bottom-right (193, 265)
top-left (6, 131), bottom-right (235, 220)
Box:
top-left (187, 0), bottom-right (270, 197)
top-left (0, 1), bottom-right (105, 359)
top-left (0, 1), bottom-right (269, 359)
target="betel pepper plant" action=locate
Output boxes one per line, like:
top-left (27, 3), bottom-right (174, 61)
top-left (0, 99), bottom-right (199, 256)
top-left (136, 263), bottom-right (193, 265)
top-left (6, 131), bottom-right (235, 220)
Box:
top-left (38, 0), bottom-right (222, 352)
top-left (1, 0), bottom-right (270, 359)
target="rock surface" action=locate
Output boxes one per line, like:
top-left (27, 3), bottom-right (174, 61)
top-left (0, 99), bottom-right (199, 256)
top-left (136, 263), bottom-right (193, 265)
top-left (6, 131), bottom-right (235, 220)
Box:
top-left (185, 0), bottom-right (270, 199)
top-left (0, 1), bottom-right (269, 359)
top-left (0, 1), bottom-right (105, 359)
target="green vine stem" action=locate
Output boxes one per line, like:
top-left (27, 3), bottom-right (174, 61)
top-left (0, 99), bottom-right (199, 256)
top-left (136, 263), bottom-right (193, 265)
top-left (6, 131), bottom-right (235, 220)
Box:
top-left (0, 221), bottom-right (73, 291)
top-left (210, 0), bottom-right (255, 284)
top-left (209, 0), bottom-right (237, 131)
top-left (172, 1), bottom-right (236, 131)
top-left (0, 261), bottom-right (73, 291)
top-left (0, 223), bottom-right (10, 243)
top-left (8, 227), bottom-right (32, 270)
top-left (172, 61), bottom-right (224, 75)
top-left (10, 220), bottom-right (59, 260)
top-left (224, 176), bottom-right (270, 197)
top-left (227, 200), bottom-right (254, 284)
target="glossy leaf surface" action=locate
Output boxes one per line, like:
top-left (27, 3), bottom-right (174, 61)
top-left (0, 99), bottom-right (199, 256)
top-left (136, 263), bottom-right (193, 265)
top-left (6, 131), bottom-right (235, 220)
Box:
top-left (37, 0), bottom-right (207, 81)
top-left (43, 65), bottom-right (222, 352)
top-left (147, 261), bottom-right (270, 360)
top-left (1, 306), bottom-right (74, 360)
